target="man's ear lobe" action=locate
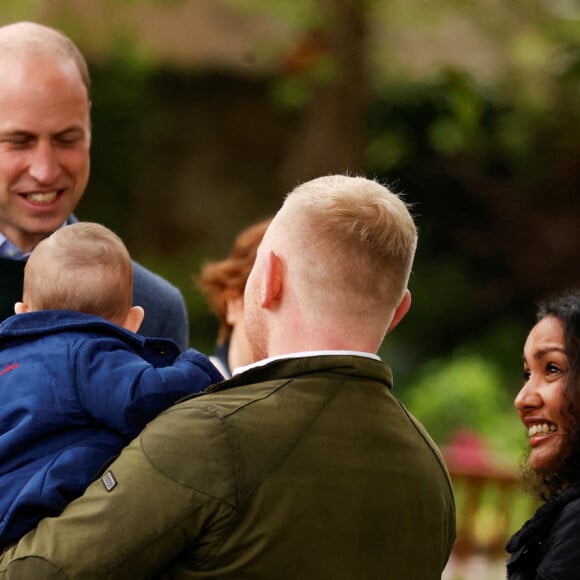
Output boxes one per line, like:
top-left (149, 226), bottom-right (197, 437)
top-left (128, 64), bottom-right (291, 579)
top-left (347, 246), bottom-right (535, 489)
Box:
top-left (386, 289), bottom-right (411, 333)
top-left (261, 251), bottom-right (283, 308)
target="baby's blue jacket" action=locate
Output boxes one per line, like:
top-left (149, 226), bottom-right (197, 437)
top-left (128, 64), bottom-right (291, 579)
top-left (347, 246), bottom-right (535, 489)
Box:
top-left (0, 310), bottom-right (223, 547)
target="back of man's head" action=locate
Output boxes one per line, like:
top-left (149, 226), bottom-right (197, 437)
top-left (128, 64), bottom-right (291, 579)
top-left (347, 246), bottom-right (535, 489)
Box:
top-left (269, 174), bottom-right (417, 343)
top-left (23, 222), bottom-right (134, 325)
top-left (0, 21), bottom-right (90, 93)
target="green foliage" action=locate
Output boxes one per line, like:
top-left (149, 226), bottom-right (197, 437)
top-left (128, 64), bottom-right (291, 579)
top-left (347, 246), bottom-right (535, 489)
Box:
top-left (121, 0), bottom-right (187, 4)
top-left (402, 352), bottom-right (524, 462)
top-left (364, 49), bottom-right (579, 371)
top-left (76, 54), bottom-right (155, 237)
top-left (366, 69), bottom-right (493, 168)
top-left (0, 0), bottom-right (40, 20)
top-left (271, 54), bottom-right (341, 109)
top-left (224, 0), bottom-right (319, 28)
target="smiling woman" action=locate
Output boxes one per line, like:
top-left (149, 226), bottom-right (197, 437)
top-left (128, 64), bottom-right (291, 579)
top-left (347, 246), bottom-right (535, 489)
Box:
top-left (516, 315), bottom-right (571, 475)
top-left (506, 289), bottom-right (580, 580)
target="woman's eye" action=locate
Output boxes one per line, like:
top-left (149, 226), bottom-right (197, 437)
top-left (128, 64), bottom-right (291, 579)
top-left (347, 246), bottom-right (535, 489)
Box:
top-left (523, 369), bottom-right (530, 381)
top-left (546, 363), bottom-right (561, 375)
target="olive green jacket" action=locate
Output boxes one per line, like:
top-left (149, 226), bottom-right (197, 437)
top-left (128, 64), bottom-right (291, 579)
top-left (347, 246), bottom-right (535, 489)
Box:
top-left (0, 355), bottom-right (456, 579)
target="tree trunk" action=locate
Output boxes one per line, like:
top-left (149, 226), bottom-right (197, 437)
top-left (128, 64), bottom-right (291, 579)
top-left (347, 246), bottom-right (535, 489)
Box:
top-left (278, 0), bottom-right (369, 190)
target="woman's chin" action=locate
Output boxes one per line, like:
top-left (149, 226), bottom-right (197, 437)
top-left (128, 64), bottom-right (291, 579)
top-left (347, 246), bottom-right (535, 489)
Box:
top-left (529, 444), bottom-right (565, 475)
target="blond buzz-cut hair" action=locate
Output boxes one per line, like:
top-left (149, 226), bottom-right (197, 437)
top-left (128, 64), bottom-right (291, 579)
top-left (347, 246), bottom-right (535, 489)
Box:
top-left (277, 174), bottom-right (418, 324)
top-left (23, 223), bottom-right (133, 325)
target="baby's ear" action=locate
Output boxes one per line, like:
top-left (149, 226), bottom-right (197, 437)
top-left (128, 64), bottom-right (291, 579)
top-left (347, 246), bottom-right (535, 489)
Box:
top-left (123, 306), bottom-right (145, 333)
top-left (14, 302), bottom-right (29, 315)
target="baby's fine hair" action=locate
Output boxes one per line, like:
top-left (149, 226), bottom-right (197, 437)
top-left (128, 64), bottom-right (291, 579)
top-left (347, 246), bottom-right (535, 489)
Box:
top-left (23, 223), bottom-right (134, 324)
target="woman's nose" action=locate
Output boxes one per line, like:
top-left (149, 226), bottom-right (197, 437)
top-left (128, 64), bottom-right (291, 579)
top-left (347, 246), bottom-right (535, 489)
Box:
top-left (514, 379), bottom-right (541, 412)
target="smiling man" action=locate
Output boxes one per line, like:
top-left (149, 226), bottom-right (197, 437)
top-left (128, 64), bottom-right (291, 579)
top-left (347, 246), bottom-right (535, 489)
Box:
top-left (0, 22), bottom-right (189, 349)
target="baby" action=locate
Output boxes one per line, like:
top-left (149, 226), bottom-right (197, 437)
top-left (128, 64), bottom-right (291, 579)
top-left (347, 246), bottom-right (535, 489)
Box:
top-left (0, 222), bottom-right (223, 548)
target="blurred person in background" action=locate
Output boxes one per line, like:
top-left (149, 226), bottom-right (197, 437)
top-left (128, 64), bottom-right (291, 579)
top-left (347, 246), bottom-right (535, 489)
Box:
top-left (0, 21), bottom-right (189, 350)
top-left (195, 217), bottom-right (271, 377)
top-left (507, 289), bottom-right (580, 579)
top-left (0, 174), bottom-right (455, 579)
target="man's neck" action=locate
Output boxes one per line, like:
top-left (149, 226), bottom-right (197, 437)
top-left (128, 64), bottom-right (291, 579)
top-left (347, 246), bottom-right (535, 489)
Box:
top-left (0, 216), bottom-right (75, 259)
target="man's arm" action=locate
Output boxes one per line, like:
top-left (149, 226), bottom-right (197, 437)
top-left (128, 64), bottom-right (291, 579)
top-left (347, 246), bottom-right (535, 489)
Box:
top-left (0, 404), bottom-right (237, 579)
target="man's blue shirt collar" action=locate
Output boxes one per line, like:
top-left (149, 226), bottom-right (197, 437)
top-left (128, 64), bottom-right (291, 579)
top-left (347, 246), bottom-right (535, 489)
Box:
top-left (0, 215), bottom-right (76, 260)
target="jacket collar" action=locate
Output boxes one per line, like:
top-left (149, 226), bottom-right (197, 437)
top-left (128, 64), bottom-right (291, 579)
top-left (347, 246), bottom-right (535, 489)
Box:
top-left (506, 484), bottom-right (580, 553)
top-left (233, 350), bottom-right (380, 376)
top-left (206, 354), bottom-right (393, 395)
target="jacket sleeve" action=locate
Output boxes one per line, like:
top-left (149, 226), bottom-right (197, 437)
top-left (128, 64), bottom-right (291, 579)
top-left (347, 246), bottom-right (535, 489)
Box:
top-left (0, 404), bottom-right (237, 579)
top-left (76, 340), bottom-right (224, 439)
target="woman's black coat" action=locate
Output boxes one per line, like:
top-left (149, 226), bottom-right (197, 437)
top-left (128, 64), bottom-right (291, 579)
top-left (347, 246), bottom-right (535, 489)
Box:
top-left (507, 486), bottom-right (580, 580)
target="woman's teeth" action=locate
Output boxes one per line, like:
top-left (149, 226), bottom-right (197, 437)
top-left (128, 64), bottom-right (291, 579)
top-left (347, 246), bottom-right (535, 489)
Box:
top-left (528, 423), bottom-right (558, 436)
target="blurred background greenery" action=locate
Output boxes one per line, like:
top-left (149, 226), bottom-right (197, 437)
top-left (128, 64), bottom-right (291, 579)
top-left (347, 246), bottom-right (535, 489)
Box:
top-left (2, 0), bottom-right (579, 469)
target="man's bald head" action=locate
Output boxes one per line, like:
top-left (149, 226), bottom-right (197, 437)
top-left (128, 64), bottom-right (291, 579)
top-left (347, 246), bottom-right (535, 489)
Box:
top-left (0, 21), bottom-right (90, 93)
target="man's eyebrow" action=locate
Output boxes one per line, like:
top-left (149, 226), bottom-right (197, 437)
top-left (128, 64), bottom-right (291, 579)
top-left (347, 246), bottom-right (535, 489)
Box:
top-left (56, 126), bottom-right (86, 134)
top-left (53, 127), bottom-right (89, 140)
top-left (0, 126), bottom-right (86, 139)
top-left (0, 129), bottom-right (34, 138)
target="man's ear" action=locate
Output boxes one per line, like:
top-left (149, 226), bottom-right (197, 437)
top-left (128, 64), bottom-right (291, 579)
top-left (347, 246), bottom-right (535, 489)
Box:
top-left (14, 302), bottom-right (29, 315)
top-left (386, 289), bottom-right (411, 333)
top-left (122, 306), bottom-right (145, 333)
top-left (261, 251), bottom-right (283, 308)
